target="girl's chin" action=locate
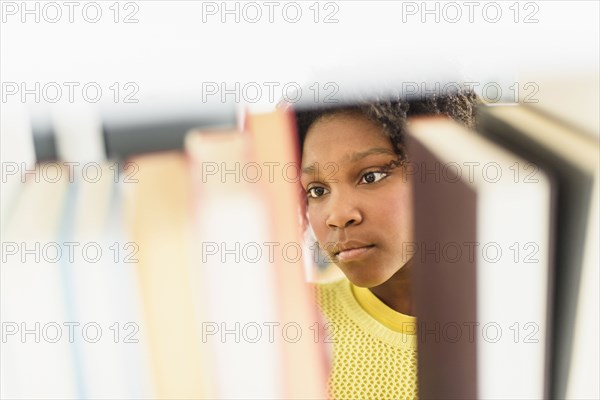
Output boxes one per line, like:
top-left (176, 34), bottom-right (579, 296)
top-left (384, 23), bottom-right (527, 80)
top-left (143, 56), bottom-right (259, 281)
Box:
top-left (336, 256), bottom-right (401, 288)
top-left (346, 258), bottom-right (413, 287)
top-left (343, 270), bottom-right (391, 289)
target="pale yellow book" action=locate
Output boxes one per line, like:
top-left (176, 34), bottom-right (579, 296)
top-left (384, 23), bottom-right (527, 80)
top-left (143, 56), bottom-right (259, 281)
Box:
top-left (122, 152), bottom-right (207, 399)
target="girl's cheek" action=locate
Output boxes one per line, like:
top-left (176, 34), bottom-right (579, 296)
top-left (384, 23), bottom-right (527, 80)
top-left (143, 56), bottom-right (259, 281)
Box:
top-left (307, 209), bottom-right (327, 239)
top-left (306, 208), bottom-right (318, 229)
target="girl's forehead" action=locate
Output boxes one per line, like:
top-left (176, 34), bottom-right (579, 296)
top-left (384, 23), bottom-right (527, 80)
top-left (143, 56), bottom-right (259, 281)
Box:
top-left (301, 113), bottom-right (393, 164)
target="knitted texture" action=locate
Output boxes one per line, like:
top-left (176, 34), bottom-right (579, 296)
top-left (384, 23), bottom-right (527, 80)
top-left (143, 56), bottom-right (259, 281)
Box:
top-left (316, 278), bottom-right (418, 400)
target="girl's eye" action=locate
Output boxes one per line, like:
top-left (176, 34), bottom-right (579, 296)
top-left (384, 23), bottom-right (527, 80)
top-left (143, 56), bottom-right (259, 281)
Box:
top-left (307, 186), bottom-right (329, 199)
top-left (360, 171), bottom-right (388, 184)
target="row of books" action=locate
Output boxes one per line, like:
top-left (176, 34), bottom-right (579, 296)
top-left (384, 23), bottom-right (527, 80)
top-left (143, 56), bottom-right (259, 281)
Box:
top-left (1, 81), bottom-right (598, 398)
top-left (409, 103), bottom-right (598, 399)
top-left (1, 109), bottom-right (328, 399)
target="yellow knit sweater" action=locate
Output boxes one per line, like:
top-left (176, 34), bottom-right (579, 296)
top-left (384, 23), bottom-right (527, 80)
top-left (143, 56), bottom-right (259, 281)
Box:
top-left (315, 277), bottom-right (418, 400)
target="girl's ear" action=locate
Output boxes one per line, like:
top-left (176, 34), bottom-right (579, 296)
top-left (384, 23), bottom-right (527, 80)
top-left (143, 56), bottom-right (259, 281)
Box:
top-left (302, 223), bottom-right (332, 281)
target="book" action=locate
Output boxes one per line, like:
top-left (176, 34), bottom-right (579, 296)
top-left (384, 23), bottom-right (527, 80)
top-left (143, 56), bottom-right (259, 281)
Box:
top-left (0, 164), bottom-right (77, 398)
top-left (66, 162), bottom-right (151, 399)
top-left (478, 104), bottom-right (600, 399)
top-left (246, 109), bottom-right (329, 399)
top-left (122, 152), bottom-right (207, 399)
top-left (185, 108), bottom-right (327, 399)
top-left (187, 129), bottom-right (283, 399)
top-left (408, 116), bottom-right (553, 399)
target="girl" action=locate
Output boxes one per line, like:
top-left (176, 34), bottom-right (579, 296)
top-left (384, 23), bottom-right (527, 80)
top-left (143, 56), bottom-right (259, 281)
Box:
top-left (294, 90), bottom-right (479, 399)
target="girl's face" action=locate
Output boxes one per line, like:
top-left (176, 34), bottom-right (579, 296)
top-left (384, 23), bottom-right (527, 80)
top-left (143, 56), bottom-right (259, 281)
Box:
top-left (300, 112), bottom-right (414, 288)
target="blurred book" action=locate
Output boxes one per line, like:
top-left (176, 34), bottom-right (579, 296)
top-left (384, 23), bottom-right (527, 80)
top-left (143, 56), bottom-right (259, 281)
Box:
top-left (123, 152), bottom-right (208, 399)
top-left (187, 129), bottom-right (282, 399)
top-left (1, 164), bottom-right (77, 398)
top-left (478, 104), bottom-right (600, 399)
top-left (246, 109), bottom-right (328, 399)
top-left (184, 108), bottom-right (327, 399)
top-left (68, 163), bottom-right (151, 399)
top-left (408, 116), bottom-right (554, 399)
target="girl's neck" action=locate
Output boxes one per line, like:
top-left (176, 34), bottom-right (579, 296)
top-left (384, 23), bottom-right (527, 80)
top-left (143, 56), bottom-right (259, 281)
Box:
top-left (368, 257), bottom-right (415, 316)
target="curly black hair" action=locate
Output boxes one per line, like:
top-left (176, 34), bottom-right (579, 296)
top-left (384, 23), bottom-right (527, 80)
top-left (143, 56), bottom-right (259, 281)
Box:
top-left (294, 89), bottom-right (480, 161)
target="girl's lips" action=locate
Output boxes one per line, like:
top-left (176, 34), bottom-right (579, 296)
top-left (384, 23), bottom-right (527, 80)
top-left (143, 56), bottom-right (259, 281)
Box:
top-left (336, 245), bottom-right (374, 262)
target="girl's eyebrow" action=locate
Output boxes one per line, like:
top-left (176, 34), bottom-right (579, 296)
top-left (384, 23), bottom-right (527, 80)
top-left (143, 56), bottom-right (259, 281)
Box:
top-left (301, 147), bottom-right (396, 175)
top-left (302, 165), bottom-right (317, 175)
top-left (349, 147), bottom-right (396, 162)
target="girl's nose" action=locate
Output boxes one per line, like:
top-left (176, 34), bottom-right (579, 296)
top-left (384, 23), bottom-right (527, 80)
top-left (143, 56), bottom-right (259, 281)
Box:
top-left (325, 192), bottom-right (363, 229)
